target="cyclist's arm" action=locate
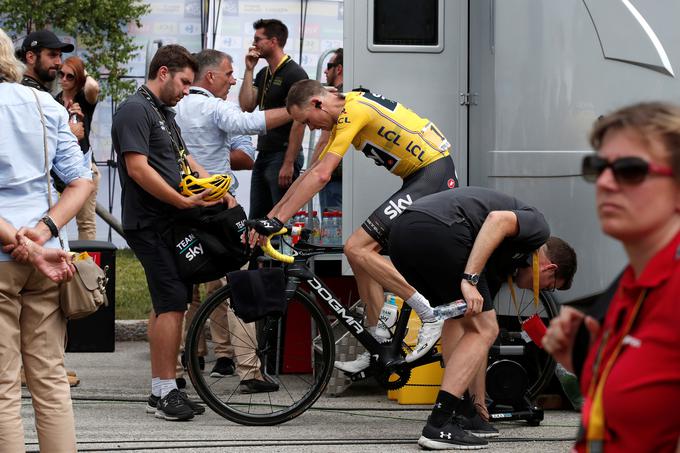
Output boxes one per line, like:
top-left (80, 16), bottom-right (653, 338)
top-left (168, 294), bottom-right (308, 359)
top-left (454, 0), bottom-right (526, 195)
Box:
top-left (268, 152), bottom-right (342, 223)
top-left (310, 129), bottom-right (330, 164)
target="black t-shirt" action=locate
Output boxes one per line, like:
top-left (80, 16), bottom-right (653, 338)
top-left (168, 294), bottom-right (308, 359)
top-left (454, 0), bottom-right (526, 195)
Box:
top-left (111, 86), bottom-right (187, 230)
top-left (407, 186), bottom-right (550, 294)
top-left (21, 75), bottom-right (49, 92)
top-left (253, 56), bottom-right (308, 152)
top-left (56, 89), bottom-right (97, 153)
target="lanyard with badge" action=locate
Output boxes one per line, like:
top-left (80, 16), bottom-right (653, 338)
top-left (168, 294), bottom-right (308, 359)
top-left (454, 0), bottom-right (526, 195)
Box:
top-left (580, 289), bottom-right (647, 453)
top-left (258, 55), bottom-right (291, 110)
top-left (138, 85), bottom-right (195, 178)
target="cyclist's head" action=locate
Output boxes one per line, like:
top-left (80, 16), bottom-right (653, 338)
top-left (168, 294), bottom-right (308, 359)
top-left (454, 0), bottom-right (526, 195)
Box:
top-left (286, 79), bottom-right (339, 131)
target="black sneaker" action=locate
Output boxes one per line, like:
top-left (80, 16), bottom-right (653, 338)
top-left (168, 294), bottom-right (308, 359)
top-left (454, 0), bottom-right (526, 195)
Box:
top-left (239, 378), bottom-right (279, 394)
top-left (179, 391), bottom-right (205, 415)
top-left (146, 394), bottom-right (159, 414)
top-left (460, 413), bottom-right (499, 438)
top-left (418, 417), bottom-right (488, 450)
top-left (210, 357), bottom-right (236, 378)
top-left (154, 389), bottom-right (194, 421)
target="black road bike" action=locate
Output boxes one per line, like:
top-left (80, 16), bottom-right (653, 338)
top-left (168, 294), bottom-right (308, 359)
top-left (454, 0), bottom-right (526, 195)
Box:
top-left (185, 229), bottom-right (557, 426)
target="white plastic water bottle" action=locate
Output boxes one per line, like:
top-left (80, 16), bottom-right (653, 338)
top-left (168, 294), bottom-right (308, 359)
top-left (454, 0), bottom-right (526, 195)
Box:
top-left (433, 299), bottom-right (468, 320)
top-left (334, 211), bottom-right (343, 246)
top-left (311, 210), bottom-right (321, 245)
top-left (374, 294), bottom-right (399, 341)
top-left (320, 211), bottom-right (331, 246)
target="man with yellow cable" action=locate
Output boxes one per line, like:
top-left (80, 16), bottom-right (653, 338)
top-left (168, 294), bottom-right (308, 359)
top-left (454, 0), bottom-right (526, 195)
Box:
top-left (387, 187), bottom-right (577, 449)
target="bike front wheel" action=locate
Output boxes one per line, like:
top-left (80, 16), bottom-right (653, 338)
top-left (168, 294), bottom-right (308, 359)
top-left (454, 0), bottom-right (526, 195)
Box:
top-left (185, 285), bottom-right (335, 425)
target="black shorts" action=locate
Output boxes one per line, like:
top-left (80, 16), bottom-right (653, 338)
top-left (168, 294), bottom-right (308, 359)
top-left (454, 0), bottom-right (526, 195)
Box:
top-left (362, 157), bottom-right (458, 249)
top-left (125, 227), bottom-right (192, 315)
top-left (388, 211), bottom-right (494, 311)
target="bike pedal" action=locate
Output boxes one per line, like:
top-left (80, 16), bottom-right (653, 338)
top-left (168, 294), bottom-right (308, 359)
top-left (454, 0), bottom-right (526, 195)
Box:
top-left (350, 371), bottom-right (367, 382)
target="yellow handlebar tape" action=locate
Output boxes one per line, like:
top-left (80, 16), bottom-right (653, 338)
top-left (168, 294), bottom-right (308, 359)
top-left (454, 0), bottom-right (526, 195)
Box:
top-left (261, 227), bottom-right (295, 264)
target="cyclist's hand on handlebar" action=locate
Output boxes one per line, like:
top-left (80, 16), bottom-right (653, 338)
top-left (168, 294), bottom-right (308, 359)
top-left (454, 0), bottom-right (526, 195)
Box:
top-left (460, 280), bottom-right (483, 316)
top-left (245, 217), bottom-right (284, 248)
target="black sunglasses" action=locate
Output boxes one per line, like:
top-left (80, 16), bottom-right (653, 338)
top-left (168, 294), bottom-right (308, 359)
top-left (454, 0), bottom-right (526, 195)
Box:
top-left (326, 62), bottom-right (339, 70)
top-left (582, 154), bottom-right (674, 185)
top-left (57, 70), bottom-right (75, 81)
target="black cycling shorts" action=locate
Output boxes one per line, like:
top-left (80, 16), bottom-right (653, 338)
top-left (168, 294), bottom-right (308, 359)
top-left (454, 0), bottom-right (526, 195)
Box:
top-left (125, 227), bottom-right (192, 315)
top-left (388, 210), bottom-right (494, 311)
top-left (362, 157), bottom-right (458, 249)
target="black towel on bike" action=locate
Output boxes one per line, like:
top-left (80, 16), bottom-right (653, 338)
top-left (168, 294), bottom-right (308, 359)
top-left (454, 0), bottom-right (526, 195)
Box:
top-left (228, 268), bottom-right (286, 323)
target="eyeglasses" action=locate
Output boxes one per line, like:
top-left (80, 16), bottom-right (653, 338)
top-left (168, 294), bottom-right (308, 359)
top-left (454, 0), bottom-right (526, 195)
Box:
top-left (57, 70), bottom-right (75, 81)
top-left (326, 62), bottom-right (339, 70)
top-left (582, 154), bottom-right (674, 185)
top-left (253, 36), bottom-right (270, 43)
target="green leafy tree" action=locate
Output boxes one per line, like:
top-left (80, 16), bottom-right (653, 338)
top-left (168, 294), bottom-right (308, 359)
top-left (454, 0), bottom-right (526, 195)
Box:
top-left (0, 0), bottom-right (150, 102)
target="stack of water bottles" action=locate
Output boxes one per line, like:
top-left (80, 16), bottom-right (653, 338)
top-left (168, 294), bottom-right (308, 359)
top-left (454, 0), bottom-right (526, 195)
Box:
top-left (320, 210), bottom-right (342, 246)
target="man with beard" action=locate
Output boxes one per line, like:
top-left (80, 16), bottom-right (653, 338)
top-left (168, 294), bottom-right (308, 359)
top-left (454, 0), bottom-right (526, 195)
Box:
top-left (16, 30), bottom-right (84, 142)
top-left (111, 45), bottom-right (224, 421)
top-left (238, 19), bottom-right (308, 227)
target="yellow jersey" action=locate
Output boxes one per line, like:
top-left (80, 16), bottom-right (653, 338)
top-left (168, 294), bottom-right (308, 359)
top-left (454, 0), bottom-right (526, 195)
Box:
top-left (319, 90), bottom-right (451, 178)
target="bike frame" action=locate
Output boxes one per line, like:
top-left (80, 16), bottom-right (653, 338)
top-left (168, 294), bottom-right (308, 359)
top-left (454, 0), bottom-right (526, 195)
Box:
top-left (265, 231), bottom-right (441, 372)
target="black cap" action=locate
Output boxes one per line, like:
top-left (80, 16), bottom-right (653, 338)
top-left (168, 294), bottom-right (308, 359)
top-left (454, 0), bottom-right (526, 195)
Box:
top-left (21, 30), bottom-right (74, 53)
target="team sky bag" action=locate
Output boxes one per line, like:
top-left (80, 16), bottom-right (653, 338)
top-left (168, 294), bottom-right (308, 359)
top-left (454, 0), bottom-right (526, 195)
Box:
top-left (228, 268), bottom-right (286, 323)
top-left (164, 204), bottom-right (250, 284)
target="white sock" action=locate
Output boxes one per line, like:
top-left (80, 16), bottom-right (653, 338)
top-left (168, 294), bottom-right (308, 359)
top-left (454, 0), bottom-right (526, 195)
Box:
top-left (151, 377), bottom-right (161, 397)
top-left (160, 378), bottom-right (178, 398)
top-left (406, 292), bottom-right (436, 322)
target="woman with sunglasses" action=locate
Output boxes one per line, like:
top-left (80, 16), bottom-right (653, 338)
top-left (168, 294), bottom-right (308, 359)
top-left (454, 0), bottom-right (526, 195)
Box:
top-left (55, 55), bottom-right (100, 240)
top-left (543, 102), bottom-right (680, 452)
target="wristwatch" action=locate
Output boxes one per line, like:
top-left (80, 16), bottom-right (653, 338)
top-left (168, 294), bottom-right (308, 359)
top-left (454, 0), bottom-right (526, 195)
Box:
top-left (40, 215), bottom-right (59, 238)
top-left (462, 273), bottom-right (480, 286)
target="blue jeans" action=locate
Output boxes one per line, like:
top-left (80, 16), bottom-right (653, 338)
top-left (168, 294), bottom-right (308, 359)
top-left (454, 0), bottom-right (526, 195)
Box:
top-left (319, 179), bottom-right (342, 212)
top-left (249, 151), bottom-right (304, 219)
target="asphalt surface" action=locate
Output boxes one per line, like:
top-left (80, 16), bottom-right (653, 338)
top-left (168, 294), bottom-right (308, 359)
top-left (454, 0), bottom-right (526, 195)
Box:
top-left (19, 342), bottom-right (580, 452)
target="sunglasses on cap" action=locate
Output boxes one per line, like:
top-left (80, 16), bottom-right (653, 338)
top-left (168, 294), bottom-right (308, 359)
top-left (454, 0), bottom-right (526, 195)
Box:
top-left (581, 154), bottom-right (674, 185)
top-left (326, 62), bottom-right (339, 70)
top-left (57, 70), bottom-right (75, 81)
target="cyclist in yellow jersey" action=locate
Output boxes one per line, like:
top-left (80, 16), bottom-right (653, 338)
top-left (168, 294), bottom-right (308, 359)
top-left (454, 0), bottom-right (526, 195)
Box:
top-left (247, 80), bottom-right (460, 371)
top-left (320, 90), bottom-right (451, 178)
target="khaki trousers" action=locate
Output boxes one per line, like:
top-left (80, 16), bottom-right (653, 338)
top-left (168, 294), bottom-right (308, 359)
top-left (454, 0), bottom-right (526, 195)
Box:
top-left (179, 278), bottom-right (261, 381)
top-left (75, 162), bottom-right (99, 241)
top-left (0, 262), bottom-right (76, 453)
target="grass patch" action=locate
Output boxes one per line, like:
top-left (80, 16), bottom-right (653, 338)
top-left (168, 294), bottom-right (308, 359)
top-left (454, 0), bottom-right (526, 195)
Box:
top-left (115, 249), bottom-right (151, 320)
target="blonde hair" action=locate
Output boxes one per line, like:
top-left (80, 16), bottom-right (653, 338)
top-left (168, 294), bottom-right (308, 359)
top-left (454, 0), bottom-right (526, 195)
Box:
top-left (0, 28), bottom-right (24, 83)
top-left (590, 102), bottom-right (680, 183)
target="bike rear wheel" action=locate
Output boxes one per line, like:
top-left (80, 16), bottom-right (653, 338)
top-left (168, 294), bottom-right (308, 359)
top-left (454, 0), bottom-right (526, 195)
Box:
top-left (185, 285), bottom-right (335, 425)
top-left (491, 286), bottom-right (559, 399)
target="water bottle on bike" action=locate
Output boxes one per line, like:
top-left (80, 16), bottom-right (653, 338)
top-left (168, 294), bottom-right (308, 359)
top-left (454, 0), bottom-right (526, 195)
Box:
top-left (374, 293), bottom-right (399, 341)
top-left (433, 299), bottom-right (468, 320)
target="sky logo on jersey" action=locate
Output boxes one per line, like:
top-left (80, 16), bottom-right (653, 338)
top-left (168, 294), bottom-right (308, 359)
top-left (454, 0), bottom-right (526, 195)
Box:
top-left (384, 194), bottom-right (413, 219)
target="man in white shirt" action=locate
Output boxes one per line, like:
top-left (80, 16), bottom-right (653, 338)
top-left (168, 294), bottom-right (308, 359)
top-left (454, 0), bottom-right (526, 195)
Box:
top-left (175, 49), bottom-right (291, 393)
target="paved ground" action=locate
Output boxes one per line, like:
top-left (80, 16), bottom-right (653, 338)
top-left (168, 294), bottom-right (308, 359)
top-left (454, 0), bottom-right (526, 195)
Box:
top-left (20, 342), bottom-right (580, 452)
